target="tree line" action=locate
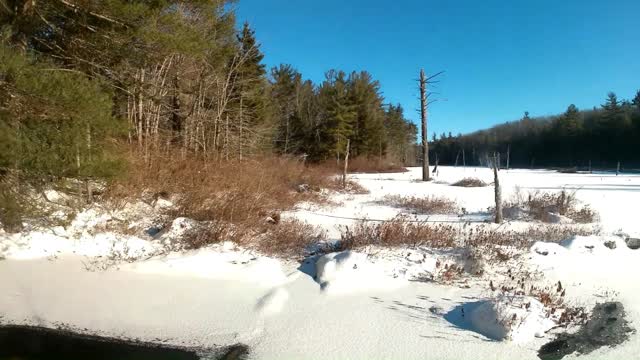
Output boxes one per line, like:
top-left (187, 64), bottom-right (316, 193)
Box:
top-left (431, 91), bottom-right (640, 169)
top-left (0, 0), bottom-right (417, 184)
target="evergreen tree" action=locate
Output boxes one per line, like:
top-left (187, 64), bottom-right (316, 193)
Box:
top-left (270, 64), bottom-right (305, 154)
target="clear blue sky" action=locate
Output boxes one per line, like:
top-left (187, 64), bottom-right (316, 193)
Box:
top-left (235, 0), bottom-right (640, 136)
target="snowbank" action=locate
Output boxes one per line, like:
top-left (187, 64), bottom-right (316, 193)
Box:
top-left (467, 296), bottom-right (555, 343)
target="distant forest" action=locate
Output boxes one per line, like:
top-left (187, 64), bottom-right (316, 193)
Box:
top-left (431, 91), bottom-right (640, 169)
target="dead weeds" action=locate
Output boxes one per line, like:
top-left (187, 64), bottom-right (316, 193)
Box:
top-left (380, 194), bottom-right (459, 215)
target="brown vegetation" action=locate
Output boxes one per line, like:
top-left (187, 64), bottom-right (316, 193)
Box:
top-left (504, 190), bottom-right (598, 224)
top-left (334, 216), bottom-right (599, 254)
top-left (251, 219), bottom-right (327, 257)
top-left (345, 157), bottom-right (408, 173)
top-left (104, 152), bottom-right (340, 252)
top-left (380, 194), bottom-right (458, 214)
top-left (451, 178), bottom-right (488, 187)
top-left (336, 216), bottom-right (458, 250)
top-left (463, 224), bottom-right (599, 249)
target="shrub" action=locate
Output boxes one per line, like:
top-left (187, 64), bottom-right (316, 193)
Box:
top-left (251, 219), bottom-right (326, 257)
top-left (463, 224), bottom-right (599, 249)
top-left (503, 190), bottom-right (598, 224)
top-left (106, 153), bottom-right (338, 251)
top-left (337, 216), bottom-right (458, 250)
top-left (329, 178), bottom-right (370, 194)
top-left (344, 157), bottom-right (407, 173)
top-left (451, 178), bottom-right (488, 187)
top-left (380, 194), bottom-right (458, 214)
top-left (108, 153), bottom-right (336, 222)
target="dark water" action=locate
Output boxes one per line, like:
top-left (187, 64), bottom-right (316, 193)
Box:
top-left (0, 325), bottom-right (248, 360)
top-left (538, 302), bottom-right (634, 360)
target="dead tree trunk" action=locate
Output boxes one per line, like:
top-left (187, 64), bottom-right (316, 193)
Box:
top-left (342, 139), bottom-right (350, 189)
top-left (462, 148), bottom-right (466, 168)
top-left (506, 144), bottom-right (510, 170)
top-left (432, 153), bottom-right (439, 174)
top-left (420, 69), bottom-right (430, 181)
top-left (616, 161), bottom-right (620, 176)
top-left (454, 150), bottom-right (460, 167)
top-left (493, 152), bottom-right (503, 224)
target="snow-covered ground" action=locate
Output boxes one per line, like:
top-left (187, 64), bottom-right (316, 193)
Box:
top-left (1, 166), bottom-right (639, 359)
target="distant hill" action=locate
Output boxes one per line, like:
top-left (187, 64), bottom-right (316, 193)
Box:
top-left (430, 91), bottom-right (640, 169)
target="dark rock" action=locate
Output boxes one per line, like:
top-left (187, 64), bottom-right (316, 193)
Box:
top-left (625, 237), bottom-right (640, 250)
top-left (146, 226), bottom-right (162, 237)
top-left (218, 344), bottom-right (250, 360)
top-left (535, 249), bottom-right (549, 256)
top-left (538, 302), bottom-right (634, 360)
top-left (603, 240), bottom-right (617, 250)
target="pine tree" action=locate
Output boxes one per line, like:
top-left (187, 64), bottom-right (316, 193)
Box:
top-left (234, 22), bottom-right (270, 157)
top-left (270, 64), bottom-right (306, 154)
top-left (632, 90), bottom-right (640, 108)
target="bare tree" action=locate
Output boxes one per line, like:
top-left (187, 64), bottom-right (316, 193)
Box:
top-left (418, 69), bottom-right (444, 182)
top-left (342, 139), bottom-right (350, 189)
top-left (493, 152), bottom-right (503, 224)
top-left (420, 69), bottom-right (429, 181)
top-left (432, 153), bottom-right (439, 175)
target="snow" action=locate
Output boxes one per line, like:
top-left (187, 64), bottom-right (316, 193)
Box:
top-left (1, 166), bottom-right (640, 359)
top-left (315, 251), bottom-right (405, 294)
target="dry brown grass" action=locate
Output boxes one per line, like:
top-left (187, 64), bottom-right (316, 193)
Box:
top-left (336, 215), bottom-right (458, 250)
top-left (380, 194), bottom-right (459, 214)
top-left (464, 224), bottom-right (599, 249)
top-left (345, 157), bottom-right (407, 173)
top-left (334, 216), bottom-right (599, 254)
top-left (504, 190), bottom-right (598, 224)
top-left (451, 178), bottom-right (488, 187)
top-left (106, 152), bottom-right (340, 250)
top-left (329, 178), bottom-right (370, 194)
top-left (249, 219), bottom-right (327, 258)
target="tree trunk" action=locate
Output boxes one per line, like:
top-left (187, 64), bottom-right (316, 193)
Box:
top-left (589, 160), bottom-right (592, 174)
top-left (419, 69), bottom-right (430, 181)
top-left (616, 161), bottom-right (620, 176)
top-left (342, 139), bottom-right (350, 189)
top-left (462, 148), bottom-right (466, 167)
top-left (493, 152), bottom-right (503, 224)
top-left (454, 150), bottom-right (460, 167)
top-left (506, 144), bottom-right (510, 170)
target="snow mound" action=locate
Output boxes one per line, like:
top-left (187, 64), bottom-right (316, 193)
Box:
top-left (560, 235), bottom-right (629, 253)
top-left (531, 236), bottom-right (629, 257)
top-left (467, 295), bottom-right (555, 343)
top-left (315, 251), bottom-right (404, 294)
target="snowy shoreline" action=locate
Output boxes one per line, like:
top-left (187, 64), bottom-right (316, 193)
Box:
top-left (2, 166), bottom-right (639, 359)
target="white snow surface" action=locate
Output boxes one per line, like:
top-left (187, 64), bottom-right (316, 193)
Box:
top-left (1, 166), bottom-right (640, 359)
